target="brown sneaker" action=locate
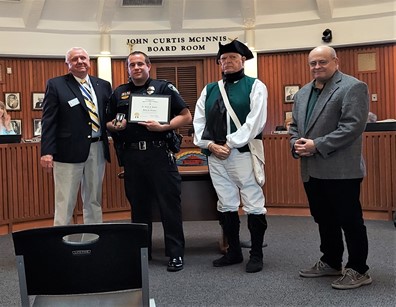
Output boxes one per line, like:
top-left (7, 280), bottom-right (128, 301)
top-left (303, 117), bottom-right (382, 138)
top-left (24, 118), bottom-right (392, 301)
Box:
top-left (299, 260), bottom-right (342, 277)
top-left (331, 268), bottom-right (372, 290)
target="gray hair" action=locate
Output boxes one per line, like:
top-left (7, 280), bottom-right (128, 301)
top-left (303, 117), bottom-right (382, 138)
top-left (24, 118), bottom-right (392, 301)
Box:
top-left (65, 47), bottom-right (89, 63)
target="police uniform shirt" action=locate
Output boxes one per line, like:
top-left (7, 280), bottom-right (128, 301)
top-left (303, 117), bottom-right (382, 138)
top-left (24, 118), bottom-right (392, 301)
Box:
top-left (107, 78), bottom-right (188, 143)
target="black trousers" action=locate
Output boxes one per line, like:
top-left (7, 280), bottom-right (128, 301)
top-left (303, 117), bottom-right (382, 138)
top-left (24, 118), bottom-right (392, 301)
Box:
top-left (304, 177), bottom-right (369, 274)
top-left (122, 147), bottom-right (185, 258)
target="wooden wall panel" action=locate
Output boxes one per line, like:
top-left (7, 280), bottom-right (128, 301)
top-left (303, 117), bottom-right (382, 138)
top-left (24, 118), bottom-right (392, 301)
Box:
top-left (101, 147), bottom-right (130, 212)
top-left (258, 51), bottom-right (311, 134)
top-left (111, 59), bottom-right (128, 88)
top-left (0, 132), bottom-right (394, 233)
top-left (202, 57), bottom-right (222, 86)
top-left (0, 132), bottom-right (396, 233)
top-left (0, 44), bottom-right (394, 231)
top-left (0, 142), bottom-right (129, 227)
top-left (0, 147), bottom-right (8, 222)
top-left (262, 132), bottom-right (395, 218)
top-left (361, 132), bottom-right (395, 213)
top-left (1, 143), bottom-right (54, 222)
top-left (263, 134), bottom-right (308, 207)
top-left (0, 58), bottom-right (97, 139)
top-left (257, 43), bottom-right (396, 134)
top-left (1, 44), bottom-right (394, 138)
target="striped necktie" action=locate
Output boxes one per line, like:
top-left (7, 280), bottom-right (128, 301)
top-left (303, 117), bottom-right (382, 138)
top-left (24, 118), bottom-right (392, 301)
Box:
top-left (80, 79), bottom-right (100, 132)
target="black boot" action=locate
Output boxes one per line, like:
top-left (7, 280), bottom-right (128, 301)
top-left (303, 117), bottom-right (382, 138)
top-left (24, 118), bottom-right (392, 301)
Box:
top-left (246, 214), bottom-right (267, 273)
top-left (218, 211), bottom-right (228, 254)
top-left (213, 211), bottom-right (243, 267)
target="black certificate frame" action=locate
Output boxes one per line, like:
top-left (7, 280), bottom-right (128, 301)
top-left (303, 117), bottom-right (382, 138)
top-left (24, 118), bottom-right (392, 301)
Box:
top-left (128, 94), bottom-right (171, 124)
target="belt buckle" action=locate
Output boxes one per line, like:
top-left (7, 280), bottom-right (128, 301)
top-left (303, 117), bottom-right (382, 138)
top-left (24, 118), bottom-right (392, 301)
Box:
top-left (138, 141), bottom-right (147, 150)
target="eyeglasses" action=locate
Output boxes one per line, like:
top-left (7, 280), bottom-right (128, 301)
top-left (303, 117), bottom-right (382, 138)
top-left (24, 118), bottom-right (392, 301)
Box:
top-left (309, 60), bottom-right (332, 67)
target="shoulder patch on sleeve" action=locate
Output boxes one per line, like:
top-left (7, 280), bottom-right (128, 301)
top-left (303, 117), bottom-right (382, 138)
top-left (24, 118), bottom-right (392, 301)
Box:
top-left (168, 83), bottom-right (179, 94)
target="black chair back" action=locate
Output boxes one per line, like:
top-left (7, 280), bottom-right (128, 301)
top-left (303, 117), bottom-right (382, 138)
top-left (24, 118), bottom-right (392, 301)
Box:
top-left (13, 223), bottom-right (149, 306)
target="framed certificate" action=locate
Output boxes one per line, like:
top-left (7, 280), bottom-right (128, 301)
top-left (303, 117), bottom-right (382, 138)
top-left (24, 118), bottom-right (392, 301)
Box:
top-left (128, 94), bottom-right (170, 124)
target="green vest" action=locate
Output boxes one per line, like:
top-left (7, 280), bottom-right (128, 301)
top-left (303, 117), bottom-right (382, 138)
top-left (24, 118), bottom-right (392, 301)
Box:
top-left (203, 76), bottom-right (257, 155)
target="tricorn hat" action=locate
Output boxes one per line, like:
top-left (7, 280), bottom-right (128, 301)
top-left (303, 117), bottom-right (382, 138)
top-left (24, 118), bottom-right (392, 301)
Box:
top-left (216, 39), bottom-right (254, 63)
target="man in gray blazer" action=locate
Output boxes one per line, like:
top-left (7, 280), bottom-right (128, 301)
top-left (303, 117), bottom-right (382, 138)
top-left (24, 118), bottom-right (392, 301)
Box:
top-left (40, 47), bottom-right (112, 225)
top-left (289, 46), bottom-right (371, 290)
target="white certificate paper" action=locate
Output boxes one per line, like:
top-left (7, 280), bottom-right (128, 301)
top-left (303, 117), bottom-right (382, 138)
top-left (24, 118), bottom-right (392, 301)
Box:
top-left (128, 94), bottom-right (170, 124)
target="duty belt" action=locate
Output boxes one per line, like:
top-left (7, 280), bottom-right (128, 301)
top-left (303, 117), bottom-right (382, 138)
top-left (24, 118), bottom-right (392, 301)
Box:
top-left (123, 140), bottom-right (167, 150)
top-left (90, 136), bottom-right (104, 143)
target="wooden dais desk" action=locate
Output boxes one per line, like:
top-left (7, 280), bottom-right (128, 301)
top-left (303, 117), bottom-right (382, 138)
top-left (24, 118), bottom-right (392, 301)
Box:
top-left (117, 149), bottom-right (219, 223)
top-left (177, 165), bottom-right (218, 221)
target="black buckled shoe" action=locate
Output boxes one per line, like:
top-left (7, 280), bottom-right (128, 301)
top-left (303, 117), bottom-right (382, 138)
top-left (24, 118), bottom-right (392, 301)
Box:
top-left (246, 256), bottom-right (263, 273)
top-left (167, 256), bottom-right (183, 272)
top-left (213, 253), bottom-right (243, 267)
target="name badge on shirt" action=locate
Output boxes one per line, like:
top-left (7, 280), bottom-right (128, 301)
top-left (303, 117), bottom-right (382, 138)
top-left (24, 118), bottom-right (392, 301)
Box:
top-left (68, 98), bottom-right (80, 107)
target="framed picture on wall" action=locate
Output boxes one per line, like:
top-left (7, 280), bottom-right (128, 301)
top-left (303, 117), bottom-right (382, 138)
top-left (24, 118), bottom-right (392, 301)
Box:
top-left (284, 111), bottom-right (293, 121)
top-left (284, 85), bottom-right (299, 103)
top-left (283, 111), bottom-right (293, 132)
top-left (10, 119), bottom-right (22, 135)
top-left (5, 92), bottom-right (21, 110)
top-left (33, 118), bottom-right (42, 136)
top-left (32, 93), bottom-right (45, 110)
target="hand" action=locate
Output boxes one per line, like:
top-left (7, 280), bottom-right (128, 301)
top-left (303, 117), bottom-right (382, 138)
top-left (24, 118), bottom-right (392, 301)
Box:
top-left (40, 155), bottom-right (54, 172)
top-left (294, 138), bottom-right (316, 157)
top-left (209, 143), bottom-right (231, 160)
top-left (138, 120), bottom-right (163, 132)
top-left (112, 118), bottom-right (127, 131)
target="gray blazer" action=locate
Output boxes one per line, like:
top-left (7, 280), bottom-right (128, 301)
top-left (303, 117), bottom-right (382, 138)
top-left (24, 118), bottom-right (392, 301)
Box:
top-left (289, 70), bottom-right (369, 182)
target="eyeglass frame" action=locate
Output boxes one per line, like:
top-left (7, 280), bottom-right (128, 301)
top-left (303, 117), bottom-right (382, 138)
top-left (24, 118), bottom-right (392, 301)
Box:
top-left (308, 58), bottom-right (336, 67)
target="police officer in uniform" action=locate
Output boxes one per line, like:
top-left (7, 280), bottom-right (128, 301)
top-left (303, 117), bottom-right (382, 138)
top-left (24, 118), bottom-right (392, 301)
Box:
top-left (106, 51), bottom-right (192, 272)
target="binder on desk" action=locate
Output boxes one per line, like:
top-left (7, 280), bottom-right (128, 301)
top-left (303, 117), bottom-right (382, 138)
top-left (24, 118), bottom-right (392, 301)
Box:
top-left (365, 121), bottom-right (396, 131)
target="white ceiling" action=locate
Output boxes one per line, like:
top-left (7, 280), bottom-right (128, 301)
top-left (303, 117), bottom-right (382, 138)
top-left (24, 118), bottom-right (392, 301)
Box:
top-left (0, 0), bottom-right (394, 35)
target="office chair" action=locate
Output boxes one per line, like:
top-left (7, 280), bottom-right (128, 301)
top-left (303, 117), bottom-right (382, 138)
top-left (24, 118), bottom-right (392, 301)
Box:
top-left (12, 223), bottom-right (153, 307)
